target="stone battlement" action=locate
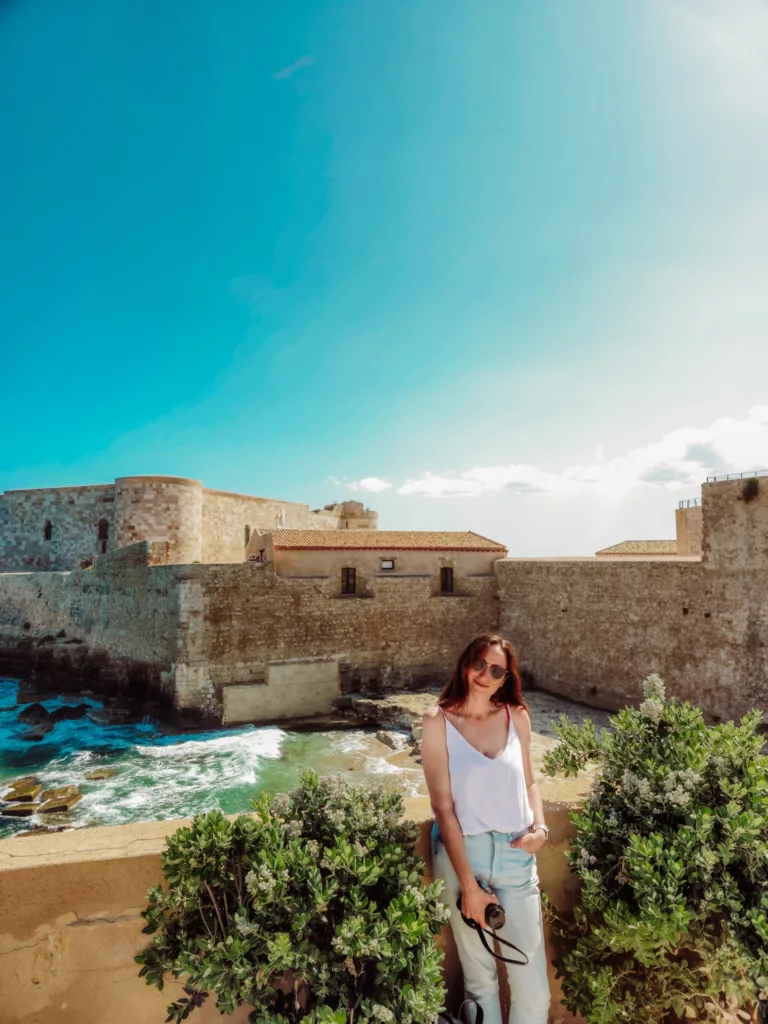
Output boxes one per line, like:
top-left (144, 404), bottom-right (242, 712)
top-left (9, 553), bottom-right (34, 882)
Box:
top-left (0, 477), bottom-right (378, 572)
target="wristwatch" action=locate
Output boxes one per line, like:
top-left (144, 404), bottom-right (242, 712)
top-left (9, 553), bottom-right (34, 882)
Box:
top-left (530, 823), bottom-right (549, 839)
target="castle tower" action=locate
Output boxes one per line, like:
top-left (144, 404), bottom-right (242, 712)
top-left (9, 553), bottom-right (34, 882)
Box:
top-left (114, 476), bottom-right (203, 564)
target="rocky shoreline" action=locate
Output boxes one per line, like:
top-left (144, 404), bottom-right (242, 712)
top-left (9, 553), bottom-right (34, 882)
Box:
top-left (333, 687), bottom-right (613, 761)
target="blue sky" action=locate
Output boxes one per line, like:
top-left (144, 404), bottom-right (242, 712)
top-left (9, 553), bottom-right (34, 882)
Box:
top-left (2, 0), bottom-right (768, 554)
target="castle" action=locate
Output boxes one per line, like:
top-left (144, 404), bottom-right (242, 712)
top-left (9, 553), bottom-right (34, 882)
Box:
top-left (0, 471), bottom-right (766, 728)
top-left (0, 476), bottom-right (377, 571)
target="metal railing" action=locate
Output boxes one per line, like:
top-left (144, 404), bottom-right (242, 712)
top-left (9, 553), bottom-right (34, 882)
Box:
top-left (706, 469), bottom-right (768, 483)
top-left (678, 498), bottom-right (701, 508)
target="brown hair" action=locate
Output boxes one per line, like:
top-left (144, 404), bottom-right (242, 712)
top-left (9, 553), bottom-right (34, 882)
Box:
top-left (438, 633), bottom-right (528, 712)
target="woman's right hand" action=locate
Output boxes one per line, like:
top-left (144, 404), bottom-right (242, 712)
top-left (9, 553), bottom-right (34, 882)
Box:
top-left (461, 881), bottom-right (499, 929)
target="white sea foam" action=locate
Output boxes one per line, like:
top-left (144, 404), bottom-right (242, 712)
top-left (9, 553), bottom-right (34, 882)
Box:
top-left (0, 677), bottom-right (421, 835)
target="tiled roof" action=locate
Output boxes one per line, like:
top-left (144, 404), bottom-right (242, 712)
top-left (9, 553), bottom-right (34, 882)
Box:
top-left (269, 530), bottom-right (507, 552)
top-left (595, 540), bottom-right (678, 556)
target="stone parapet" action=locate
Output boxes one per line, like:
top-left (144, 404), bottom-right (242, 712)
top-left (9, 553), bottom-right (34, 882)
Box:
top-left (0, 779), bottom-right (586, 1024)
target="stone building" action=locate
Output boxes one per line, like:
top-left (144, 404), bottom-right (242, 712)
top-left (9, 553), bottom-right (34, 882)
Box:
top-left (595, 501), bottom-right (703, 558)
top-left (248, 529), bottom-right (507, 593)
top-left (0, 476), bottom-right (377, 572)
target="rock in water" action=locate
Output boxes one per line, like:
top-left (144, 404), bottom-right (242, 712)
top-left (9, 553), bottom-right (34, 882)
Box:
top-left (375, 730), bottom-right (402, 750)
top-left (39, 784), bottom-right (80, 802)
top-left (39, 793), bottom-right (82, 814)
top-left (17, 703), bottom-right (51, 725)
top-left (2, 777), bottom-right (42, 802)
top-left (1, 803), bottom-right (39, 817)
top-left (50, 704), bottom-right (90, 723)
top-left (83, 768), bottom-right (118, 780)
top-left (22, 722), bottom-right (54, 742)
top-left (15, 825), bottom-right (72, 838)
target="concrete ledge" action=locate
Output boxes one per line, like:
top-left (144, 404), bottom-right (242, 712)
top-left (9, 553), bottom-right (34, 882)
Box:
top-left (0, 791), bottom-right (585, 1024)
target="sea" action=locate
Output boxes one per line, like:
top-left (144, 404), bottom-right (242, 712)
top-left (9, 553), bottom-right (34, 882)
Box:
top-left (0, 677), bottom-right (420, 839)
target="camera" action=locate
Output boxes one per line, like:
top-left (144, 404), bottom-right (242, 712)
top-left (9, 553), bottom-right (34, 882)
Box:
top-left (485, 901), bottom-right (506, 931)
top-left (456, 891), bottom-right (506, 931)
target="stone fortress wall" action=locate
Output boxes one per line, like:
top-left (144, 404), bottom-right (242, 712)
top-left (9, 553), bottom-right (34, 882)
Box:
top-left (0, 544), bottom-right (497, 720)
top-left (0, 474), bottom-right (766, 725)
top-left (0, 484), bottom-right (115, 572)
top-left (499, 475), bottom-right (768, 721)
top-left (0, 476), bottom-right (377, 572)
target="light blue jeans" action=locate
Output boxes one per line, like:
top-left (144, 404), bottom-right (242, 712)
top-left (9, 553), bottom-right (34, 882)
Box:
top-left (433, 825), bottom-right (550, 1024)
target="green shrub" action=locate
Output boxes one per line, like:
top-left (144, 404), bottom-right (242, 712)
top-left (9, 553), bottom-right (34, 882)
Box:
top-left (543, 675), bottom-right (768, 1024)
top-left (135, 772), bottom-right (448, 1024)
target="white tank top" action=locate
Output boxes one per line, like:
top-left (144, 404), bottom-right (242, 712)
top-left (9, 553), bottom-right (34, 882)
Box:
top-left (440, 704), bottom-right (534, 836)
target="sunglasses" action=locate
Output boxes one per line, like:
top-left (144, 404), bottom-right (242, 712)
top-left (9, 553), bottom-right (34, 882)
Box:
top-left (470, 658), bottom-right (508, 681)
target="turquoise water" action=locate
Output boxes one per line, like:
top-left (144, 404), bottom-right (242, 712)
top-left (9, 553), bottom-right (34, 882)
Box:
top-left (0, 678), bottom-right (417, 839)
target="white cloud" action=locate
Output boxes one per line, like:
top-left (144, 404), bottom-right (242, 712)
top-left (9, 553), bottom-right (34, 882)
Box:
top-left (326, 475), bottom-right (341, 486)
top-left (397, 406), bottom-right (768, 500)
top-left (346, 477), bottom-right (392, 494)
top-left (671, 0), bottom-right (768, 113)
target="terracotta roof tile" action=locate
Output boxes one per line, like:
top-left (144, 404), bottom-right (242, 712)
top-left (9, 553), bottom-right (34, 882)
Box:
top-left (268, 530), bottom-right (507, 552)
top-left (595, 540), bottom-right (678, 556)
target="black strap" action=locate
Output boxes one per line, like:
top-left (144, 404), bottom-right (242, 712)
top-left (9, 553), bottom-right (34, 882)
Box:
top-left (439, 999), bottom-right (485, 1024)
top-left (458, 999), bottom-right (484, 1024)
top-left (461, 916), bottom-right (529, 966)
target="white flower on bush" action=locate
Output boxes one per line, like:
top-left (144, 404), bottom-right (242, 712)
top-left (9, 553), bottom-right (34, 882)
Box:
top-left (639, 698), bottom-right (664, 724)
top-left (666, 785), bottom-right (692, 808)
top-left (246, 863), bottom-right (277, 896)
top-left (434, 902), bottom-right (451, 922)
top-left (642, 673), bottom-right (666, 701)
top-left (406, 884), bottom-right (426, 907)
top-left (678, 768), bottom-right (702, 789)
top-left (271, 793), bottom-right (291, 817)
top-left (622, 770), bottom-right (653, 800)
top-left (372, 1005), bottom-right (394, 1022)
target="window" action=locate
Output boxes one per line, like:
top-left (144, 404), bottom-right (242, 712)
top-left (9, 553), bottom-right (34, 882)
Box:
top-left (244, 524), bottom-right (251, 547)
top-left (440, 567), bottom-right (454, 594)
top-left (380, 558), bottom-right (395, 571)
top-left (43, 520), bottom-right (52, 541)
top-left (341, 567), bottom-right (356, 595)
top-left (97, 518), bottom-right (109, 555)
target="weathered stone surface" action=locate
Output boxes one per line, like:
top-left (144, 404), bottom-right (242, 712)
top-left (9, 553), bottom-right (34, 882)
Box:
top-left (17, 702), bottom-right (51, 725)
top-left (375, 729), bottom-right (404, 750)
top-left (22, 722), bottom-right (55, 741)
top-left (14, 824), bottom-right (72, 837)
top-left (39, 785), bottom-right (81, 804)
top-left (2, 776), bottom-right (41, 802)
top-left (1, 802), bottom-right (39, 816)
top-left (3, 783), bottom-right (42, 803)
top-left (83, 767), bottom-right (118, 781)
top-left (39, 792), bottom-right (82, 814)
top-left (86, 707), bottom-right (129, 726)
top-left (50, 703), bottom-right (90, 723)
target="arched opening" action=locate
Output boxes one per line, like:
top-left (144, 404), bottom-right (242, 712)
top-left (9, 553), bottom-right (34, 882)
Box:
top-left (97, 518), bottom-right (109, 555)
top-left (244, 524), bottom-right (251, 548)
top-left (43, 520), bottom-right (52, 541)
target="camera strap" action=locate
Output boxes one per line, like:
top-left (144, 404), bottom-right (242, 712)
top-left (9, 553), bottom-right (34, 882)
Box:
top-left (459, 912), bottom-right (530, 966)
top-left (438, 998), bottom-right (484, 1024)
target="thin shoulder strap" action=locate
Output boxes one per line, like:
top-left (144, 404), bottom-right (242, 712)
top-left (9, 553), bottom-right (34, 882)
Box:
top-left (505, 703), bottom-right (510, 723)
top-left (437, 705), bottom-right (447, 721)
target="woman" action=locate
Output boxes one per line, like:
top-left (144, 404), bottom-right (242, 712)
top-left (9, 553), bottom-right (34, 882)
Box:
top-left (422, 633), bottom-right (550, 1024)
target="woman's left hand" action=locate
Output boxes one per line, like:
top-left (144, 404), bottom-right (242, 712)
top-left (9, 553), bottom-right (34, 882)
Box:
top-left (511, 829), bottom-right (547, 854)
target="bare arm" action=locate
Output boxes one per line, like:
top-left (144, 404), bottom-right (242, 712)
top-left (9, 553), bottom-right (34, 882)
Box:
top-left (510, 707), bottom-right (548, 854)
top-left (421, 707), bottom-right (498, 926)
